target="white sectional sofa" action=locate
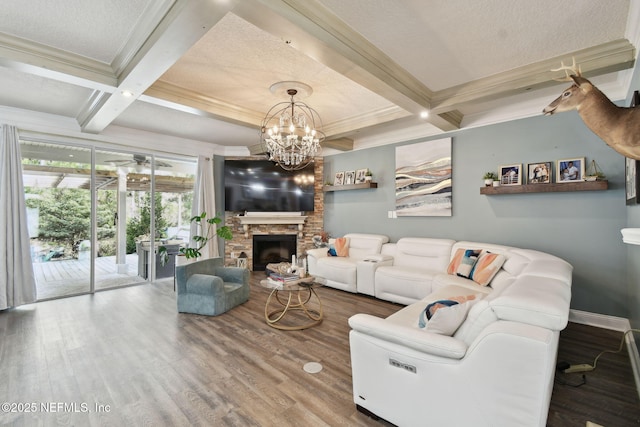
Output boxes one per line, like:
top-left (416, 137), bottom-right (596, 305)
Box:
top-left (308, 236), bottom-right (573, 427)
top-left (306, 233), bottom-right (389, 293)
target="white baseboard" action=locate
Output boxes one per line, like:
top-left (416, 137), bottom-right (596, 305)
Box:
top-left (569, 309), bottom-right (640, 400)
top-left (569, 309), bottom-right (631, 331)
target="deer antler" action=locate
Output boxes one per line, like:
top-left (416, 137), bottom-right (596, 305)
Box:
top-left (550, 57), bottom-right (582, 81)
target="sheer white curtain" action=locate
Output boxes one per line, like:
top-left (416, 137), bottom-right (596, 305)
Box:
top-left (191, 155), bottom-right (218, 258)
top-left (0, 125), bottom-right (36, 309)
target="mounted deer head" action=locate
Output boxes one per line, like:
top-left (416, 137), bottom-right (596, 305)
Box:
top-left (543, 58), bottom-right (640, 160)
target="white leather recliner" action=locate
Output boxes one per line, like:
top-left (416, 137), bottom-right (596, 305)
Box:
top-left (348, 248), bottom-right (572, 427)
top-left (306, 233), bottom-right (389, 293)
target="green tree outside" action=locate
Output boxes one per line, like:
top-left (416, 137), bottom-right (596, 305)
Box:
top-left (125, 192), bottom-right (168, 254)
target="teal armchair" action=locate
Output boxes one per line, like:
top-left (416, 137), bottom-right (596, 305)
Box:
top-left (176, 257), bottom-right (250, 316)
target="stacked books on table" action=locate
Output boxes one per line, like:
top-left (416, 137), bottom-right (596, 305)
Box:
top-left (265, 272), bottom-right (315, 289)
top-left (265, 272), bottom-right (300, 289)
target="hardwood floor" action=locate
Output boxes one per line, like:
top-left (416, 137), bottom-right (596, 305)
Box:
top-left (549, 323), bottom-right (640, 426)
top-left (0, 272), bottom-right (638, 426)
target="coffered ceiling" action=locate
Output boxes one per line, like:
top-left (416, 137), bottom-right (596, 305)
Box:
top-left (0, 0), bottom-right (636, 154)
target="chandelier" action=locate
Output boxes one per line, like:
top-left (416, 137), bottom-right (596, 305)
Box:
top-left (260, 82), bottom-right (324, 171)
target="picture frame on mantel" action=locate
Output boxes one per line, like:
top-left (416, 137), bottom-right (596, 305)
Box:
top-left (626, 90), bottom-right (640, 205)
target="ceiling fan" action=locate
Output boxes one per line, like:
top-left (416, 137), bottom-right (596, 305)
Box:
top-left (104, 154), bottom-right (173, 168)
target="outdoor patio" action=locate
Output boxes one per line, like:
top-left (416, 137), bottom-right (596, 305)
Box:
top-left (32, 254), bottom-right (146, 300)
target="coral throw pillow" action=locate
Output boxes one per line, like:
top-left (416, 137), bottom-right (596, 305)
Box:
top-left (334, 237), bottom-right (350, 257)
top-left (471, 251), bottom-right (506, 286)
top-left (447, 248), bottom-right (481, 276)
top-left (456, 249), bottom-right (481, 278)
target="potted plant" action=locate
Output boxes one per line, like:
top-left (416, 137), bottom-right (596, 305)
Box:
top-left (483, 172), bottom-right (498, 186)
top-left (364, 169), bottom-right (373, 182)
top-left (159, 212), bottom-right (232, 265)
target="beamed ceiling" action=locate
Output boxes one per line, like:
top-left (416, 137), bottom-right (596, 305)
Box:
top-left (0, 0), bottom-right (637, 155)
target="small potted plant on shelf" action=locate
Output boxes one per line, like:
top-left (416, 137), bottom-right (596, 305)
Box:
top-left (364, 169), bottom-right (373, 182)
top-left (483, 172), bottom-right (498, 186)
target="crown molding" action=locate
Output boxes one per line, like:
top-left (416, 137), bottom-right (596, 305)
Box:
top-left (144, 80), bottom-right (265, 126)
top-left (0, 32), bottom-right (116, 90)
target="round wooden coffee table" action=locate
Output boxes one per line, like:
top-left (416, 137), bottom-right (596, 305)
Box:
top-left (260, 276), bottom-right (325, 330)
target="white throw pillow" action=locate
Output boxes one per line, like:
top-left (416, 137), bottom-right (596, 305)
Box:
top-left (425, 301), bottom-right (475, 335)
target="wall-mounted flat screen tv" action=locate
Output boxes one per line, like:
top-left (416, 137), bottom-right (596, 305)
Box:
top-left (224, 160), bottom-right (315, 212)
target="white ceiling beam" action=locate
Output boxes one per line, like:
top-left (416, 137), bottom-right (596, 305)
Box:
top-left (234, 0), bottom-right (461, 132)
top-left (80, 0), bottom-right (239, 133)
top-left (323, 137), bottom-right (353, 151)
top-left (430, 39), bottom-right (636, 114)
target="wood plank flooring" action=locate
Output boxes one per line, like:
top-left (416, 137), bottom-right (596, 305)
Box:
top-left (0, 272), bottom-right (638, 426)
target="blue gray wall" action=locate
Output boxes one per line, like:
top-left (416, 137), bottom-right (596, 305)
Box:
top-left (625, 66), bottom-right (640, 329)
top-left (323, 112), bottom-right (628, 317)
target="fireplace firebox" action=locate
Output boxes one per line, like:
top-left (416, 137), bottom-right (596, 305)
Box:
top-left (253, 234), bottom-right (297, 271)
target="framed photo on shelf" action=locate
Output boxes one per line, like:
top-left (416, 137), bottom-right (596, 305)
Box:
top-left (527, 162), bottom-right (552, 184)
top-left (344, 170), bottom-right (356, 185)
top-left (334, 171), bottom-right (345, 186)
top-left (626, 157), bottom-right (639, 205)
top-left (499, 164), bottom-right (522, 185)
top-left (626, 90), bottom-right (640, 205)
top-left (556, 157), bottom-right (584, 183)
top-left (356, 168), bottom-right (367, 184)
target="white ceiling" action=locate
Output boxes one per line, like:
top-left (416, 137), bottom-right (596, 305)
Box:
top-left (0, 0), bottom-right (637, 156)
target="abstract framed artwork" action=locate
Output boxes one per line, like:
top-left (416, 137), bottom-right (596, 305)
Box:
top-left (556, 157), bottom-right (585, 183)
top-left (355, 168), bottom-right (367, 184)
top-left (334, 171), bottom-right (344, 186)
top-left (499, 164), bottom-right (522, 185)
top-left (395, 137), bottom-right (452, 216)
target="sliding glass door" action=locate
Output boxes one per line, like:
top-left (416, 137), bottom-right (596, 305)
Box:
top-left (94, 149), bottom-right (151, 290)
top-left (21, 141), bottom-right (93, 299)
top-left (20, 138), bottom-right (197, 300)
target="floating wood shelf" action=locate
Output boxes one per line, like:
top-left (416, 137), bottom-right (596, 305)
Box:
top-left (480, 180), bottom-right (608, 195)
top-left (323, 182), bottom-right (378, 192)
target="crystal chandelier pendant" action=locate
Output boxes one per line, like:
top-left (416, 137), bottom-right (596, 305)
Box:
top-left (260, 82), bottom-right (325, 171)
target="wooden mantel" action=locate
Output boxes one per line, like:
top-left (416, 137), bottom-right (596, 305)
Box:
top-left (235, 214), bottom-right (308, 238)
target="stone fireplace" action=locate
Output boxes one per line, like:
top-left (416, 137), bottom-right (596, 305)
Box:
top-left (252, 234), bottom-right (297, 271)
top-left (224, 157), bottom-right (324, 270)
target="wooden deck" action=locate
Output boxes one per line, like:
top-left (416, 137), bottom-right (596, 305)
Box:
top-left (32, 254), bottom-right (146, 300)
